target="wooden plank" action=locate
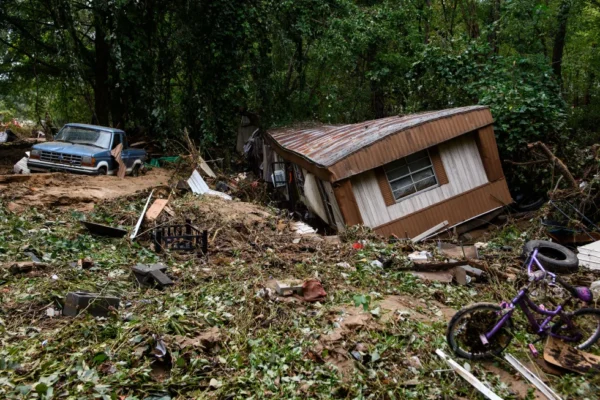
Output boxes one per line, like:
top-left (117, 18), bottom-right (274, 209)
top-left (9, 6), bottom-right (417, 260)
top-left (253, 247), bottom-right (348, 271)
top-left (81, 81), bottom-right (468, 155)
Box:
top-left (110, 143), bottom-right (126, 179)
top-left (504, 354), bottom-right (562, 400)
top-left (198, 155), bottom-right (217, 178)
top-left (145, 199), bottom-right (169, 222)
top-left (435, 349), bottom-right (503, 400)
top-left (412, 220), bottom-right (448, 242)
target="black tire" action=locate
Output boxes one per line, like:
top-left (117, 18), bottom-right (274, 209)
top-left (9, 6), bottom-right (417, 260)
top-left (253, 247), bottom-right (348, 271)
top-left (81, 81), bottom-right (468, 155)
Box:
top-left (515, 196), bottom-right (547, 212)
top-left (131, 164), bottom-right (140, 177)
top-left (523, 240), bottom-right (579, 274)
top-left (447, 303), bottom-right (513, 360)
top-left (98, 166), bottom-right (108, 176)
top-left (552, 308), bottom-right (600, 350)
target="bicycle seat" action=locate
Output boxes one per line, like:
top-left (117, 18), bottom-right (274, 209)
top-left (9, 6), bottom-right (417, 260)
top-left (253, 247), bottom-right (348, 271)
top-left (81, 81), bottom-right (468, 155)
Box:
top-left (555, 275), bottom-right (593, 303)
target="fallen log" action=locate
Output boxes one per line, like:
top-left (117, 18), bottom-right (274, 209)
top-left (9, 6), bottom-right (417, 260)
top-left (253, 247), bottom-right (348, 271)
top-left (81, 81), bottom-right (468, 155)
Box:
top-left (527, 141), bottom-right (578, 190)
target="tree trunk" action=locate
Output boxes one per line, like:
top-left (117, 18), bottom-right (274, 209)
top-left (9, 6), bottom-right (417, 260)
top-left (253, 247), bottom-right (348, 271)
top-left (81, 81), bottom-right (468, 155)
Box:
top-left (367, 44), bottom-right (385, 118)
top-left (552, 0), bottom-right (571, 81)
top-left (461, 0), bottom-right (480, 39)
top-left (487, 0), bottom-right (500, 54)
top-left (93, 2), bottom-right (110, 126)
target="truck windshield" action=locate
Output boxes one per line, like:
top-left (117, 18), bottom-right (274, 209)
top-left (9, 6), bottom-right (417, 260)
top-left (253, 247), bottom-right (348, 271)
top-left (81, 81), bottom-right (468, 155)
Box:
top-left (55, 126), bottom-right (112, 149)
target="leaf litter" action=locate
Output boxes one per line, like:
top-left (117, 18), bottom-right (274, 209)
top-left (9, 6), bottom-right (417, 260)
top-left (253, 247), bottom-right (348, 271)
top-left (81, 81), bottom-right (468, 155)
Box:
top-left (1, 169), bottom-right (600, 399)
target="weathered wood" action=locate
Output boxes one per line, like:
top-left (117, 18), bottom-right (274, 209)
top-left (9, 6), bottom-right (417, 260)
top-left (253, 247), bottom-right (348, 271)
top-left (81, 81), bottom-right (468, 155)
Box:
top-left (412, 220), bottom-right (448, 242)
top-left (145, 199), bottom-right (169, 222)
top-left (198, 155), bottom-right (217, 178)
top-left (527, 141), bottom-right (577, 189)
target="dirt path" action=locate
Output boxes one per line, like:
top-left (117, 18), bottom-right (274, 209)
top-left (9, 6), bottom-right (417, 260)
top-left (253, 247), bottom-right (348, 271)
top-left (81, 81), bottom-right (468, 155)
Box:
top-left (0, 168), bottom-right (171, 211)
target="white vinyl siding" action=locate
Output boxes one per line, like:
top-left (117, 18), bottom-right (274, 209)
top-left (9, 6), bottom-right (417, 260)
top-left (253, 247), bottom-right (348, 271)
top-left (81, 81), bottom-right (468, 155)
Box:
top-left (351, 135), bottom-right (488, 228)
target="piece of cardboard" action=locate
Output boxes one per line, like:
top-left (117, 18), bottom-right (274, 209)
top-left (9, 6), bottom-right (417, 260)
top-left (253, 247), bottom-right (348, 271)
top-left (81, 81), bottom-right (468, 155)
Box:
top-left (544, 336), bottom-right (600, 374)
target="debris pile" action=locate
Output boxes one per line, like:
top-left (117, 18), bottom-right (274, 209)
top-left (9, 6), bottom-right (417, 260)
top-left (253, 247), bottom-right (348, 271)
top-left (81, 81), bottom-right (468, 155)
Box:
top-left (1, 161), bottom-right (600, 399)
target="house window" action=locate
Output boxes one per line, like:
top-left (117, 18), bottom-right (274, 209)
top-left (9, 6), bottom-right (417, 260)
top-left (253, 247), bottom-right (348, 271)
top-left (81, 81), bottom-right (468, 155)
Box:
top-left (384, 150), bottom-right (438, 201)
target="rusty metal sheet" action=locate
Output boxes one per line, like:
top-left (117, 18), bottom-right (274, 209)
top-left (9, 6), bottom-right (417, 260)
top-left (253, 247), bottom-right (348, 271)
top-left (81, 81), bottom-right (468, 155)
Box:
top-left (267, 106), bottom-right (491, 181)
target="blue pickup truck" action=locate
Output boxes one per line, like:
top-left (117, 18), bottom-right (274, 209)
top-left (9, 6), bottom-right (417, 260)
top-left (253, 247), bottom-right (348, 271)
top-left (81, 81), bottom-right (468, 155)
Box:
top-left (28, 123), bottom-right (147, 176)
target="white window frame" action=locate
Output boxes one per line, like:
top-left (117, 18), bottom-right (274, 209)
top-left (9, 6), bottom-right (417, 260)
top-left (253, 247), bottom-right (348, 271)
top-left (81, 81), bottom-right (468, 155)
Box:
top-left (384, 150), bottom-right (439, 202)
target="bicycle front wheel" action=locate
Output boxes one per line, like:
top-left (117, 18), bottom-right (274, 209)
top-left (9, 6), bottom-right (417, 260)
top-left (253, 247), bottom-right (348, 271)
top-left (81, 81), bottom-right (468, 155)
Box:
top-left (553, 308), bottom-right (600, 350)
top-left (447, 302), bottom-right (513, 360)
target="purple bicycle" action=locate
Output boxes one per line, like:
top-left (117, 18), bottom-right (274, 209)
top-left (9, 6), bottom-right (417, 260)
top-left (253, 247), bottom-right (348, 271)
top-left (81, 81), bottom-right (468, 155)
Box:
top-left (447, 247), bottom-right (600, 359)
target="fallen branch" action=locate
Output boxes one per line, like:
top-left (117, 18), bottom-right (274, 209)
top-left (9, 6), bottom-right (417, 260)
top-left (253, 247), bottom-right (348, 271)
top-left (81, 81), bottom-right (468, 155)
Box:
top-left (527, 141), bottom-right (578, 189)
top-left (504, 159), bottom-right (550, 166)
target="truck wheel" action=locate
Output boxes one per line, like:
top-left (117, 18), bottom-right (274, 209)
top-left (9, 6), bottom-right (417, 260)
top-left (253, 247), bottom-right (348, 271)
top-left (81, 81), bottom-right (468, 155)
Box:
top-left (523, 240), bottom-right (579, 274)
top-left (98, 166), bottom-right (108, 175)
top-left (132, 164), bottom-right (141, 177)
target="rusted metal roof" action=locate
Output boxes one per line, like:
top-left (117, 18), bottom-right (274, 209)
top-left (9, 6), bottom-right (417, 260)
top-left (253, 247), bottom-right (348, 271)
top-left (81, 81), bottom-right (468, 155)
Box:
top-left (267, 106), bottom-right (493, 182)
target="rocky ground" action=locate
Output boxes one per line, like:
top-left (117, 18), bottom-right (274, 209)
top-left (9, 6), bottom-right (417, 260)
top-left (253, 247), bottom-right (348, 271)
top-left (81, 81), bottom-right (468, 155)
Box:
top-left (0, 165), bottom-right (599, 399)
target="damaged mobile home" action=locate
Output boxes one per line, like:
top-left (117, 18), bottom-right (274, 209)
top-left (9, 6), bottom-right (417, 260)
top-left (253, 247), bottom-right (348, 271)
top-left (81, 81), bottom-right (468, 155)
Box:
top-left (264, 105), bottom-right (513, 238)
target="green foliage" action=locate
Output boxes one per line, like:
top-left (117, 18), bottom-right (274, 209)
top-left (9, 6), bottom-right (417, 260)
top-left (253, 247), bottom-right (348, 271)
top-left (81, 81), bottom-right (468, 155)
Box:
top-left (1, 0), bottom-right (599, 188)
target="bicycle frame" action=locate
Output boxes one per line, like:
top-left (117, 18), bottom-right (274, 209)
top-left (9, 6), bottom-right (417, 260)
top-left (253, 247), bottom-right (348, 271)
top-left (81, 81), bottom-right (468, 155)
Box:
top-left (484, 249), bottom-right (581, 343)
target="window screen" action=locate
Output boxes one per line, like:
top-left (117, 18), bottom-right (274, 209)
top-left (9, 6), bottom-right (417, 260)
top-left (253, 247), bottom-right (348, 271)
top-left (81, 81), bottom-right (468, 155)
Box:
top-left (384, 150), bottom-right (438, 201)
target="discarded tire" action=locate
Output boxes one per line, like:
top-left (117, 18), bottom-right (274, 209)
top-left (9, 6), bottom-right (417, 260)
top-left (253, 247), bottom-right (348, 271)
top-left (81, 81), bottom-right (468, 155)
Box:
top-left (523, 240), bottom-right (579, 274)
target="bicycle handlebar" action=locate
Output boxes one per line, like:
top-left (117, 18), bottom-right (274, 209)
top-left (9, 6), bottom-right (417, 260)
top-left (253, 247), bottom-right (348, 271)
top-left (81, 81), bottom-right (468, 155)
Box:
top-left (526, 247), bottom-right (580, 298)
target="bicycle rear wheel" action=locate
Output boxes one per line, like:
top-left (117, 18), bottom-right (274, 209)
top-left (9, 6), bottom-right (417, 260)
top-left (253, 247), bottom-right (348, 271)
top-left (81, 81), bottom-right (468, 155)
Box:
top-left (552, 308), bottom-right (600, 350)
top-left (447, 302), bottom-right (513, 360)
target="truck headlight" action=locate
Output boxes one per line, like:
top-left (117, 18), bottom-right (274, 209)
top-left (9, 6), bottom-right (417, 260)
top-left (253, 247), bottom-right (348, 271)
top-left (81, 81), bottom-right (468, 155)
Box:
top-left (30, 149), bottom-right (40, 159)
top-left (81, 156), bottom-right (95, 166)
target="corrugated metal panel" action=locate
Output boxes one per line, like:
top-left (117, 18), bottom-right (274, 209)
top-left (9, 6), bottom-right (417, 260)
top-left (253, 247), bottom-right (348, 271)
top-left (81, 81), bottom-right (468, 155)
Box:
top-left (267, 106), bottom-right (493, 181)
top-left (374, 179), bottom-right (512, 238)
top-left (329, 109), bottom-right (492, 181)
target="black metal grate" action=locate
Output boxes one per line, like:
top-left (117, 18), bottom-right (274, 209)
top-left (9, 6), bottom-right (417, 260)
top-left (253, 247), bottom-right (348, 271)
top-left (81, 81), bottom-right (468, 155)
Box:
top-left (40, 151), bottom-right (83, 166)
top-left (152, 220), bottom-right (208, 254)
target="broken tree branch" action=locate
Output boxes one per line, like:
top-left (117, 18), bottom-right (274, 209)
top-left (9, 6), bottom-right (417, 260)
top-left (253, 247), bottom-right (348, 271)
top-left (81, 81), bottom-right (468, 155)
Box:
top-left (527, 141), bottom-right (578, 189)
top-left (504, 159), bottom-right (550, 166)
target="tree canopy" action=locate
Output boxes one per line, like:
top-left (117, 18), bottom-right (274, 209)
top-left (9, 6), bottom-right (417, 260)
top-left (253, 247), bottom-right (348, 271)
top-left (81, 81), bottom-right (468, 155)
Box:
top-left (1, 0), bottom-right (599, 169)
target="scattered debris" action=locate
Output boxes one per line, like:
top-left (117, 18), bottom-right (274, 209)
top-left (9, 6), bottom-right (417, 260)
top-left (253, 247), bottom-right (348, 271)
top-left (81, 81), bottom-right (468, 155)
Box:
top-left (145, 198), bottom-right (169, 222)
top-left (435, 349), bottom-right (503, 400)
top-left (132, 263), bottom-right (174, 289)
top-left (408, 250), bottom-right (431, 263)
top-left (152, 220), bottom-right (208, 254)
top-left (81, 221), bottom-right (127, 238)
top-left (438, 242), bottom-right (478, 259)
top-left (577, 240), bottom-right (600, 270)
top-left (13, 152), bottom-right (30, 174)
top-left (110, 143), bottom-right (127, 179)
top-left (275, 279), bottom-right (304, 296)
top-left (188, 170), bottom-right (232, 200)
top-left (504, 353), bottom-right (562, 400)
top-left (5, 261), bottom-right (49, 275)
top-left (198, 154), bottom-right (217, 178)
top-left (412, 221), bottom-right (449, 243)
top-left (291, 221), bottom-right (317, 235)
top-left (302, 279), bottom-right (327, 302)
top-left (78, 257), bottom-right (94, 269)
top-left (63, 292), bottom-right (120, 317)
top-left (544, 336), bottom-right (600, 374)
top-left (130, 190), bottom-right (154, 240)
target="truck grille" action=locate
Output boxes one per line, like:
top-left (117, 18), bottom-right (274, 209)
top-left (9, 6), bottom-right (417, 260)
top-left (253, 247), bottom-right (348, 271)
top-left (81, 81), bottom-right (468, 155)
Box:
top-left (40, 151), bottom-right (83, 166)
